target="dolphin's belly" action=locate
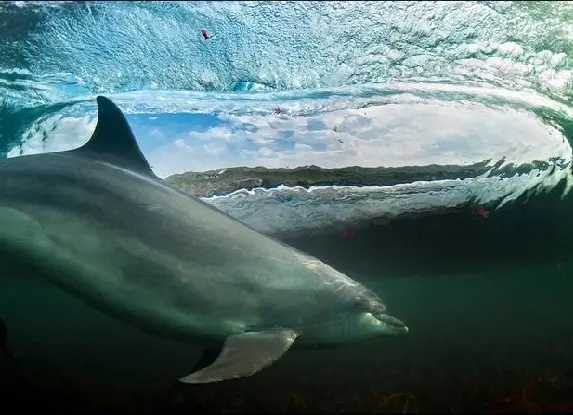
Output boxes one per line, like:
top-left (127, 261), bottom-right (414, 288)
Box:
top-left (0, 203), bottom-right (256, 342)
top-left (0, 201), bottom-right (335, 343)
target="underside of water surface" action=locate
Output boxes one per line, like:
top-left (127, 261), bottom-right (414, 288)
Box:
top-left (2, 1), bottom-right (573, 413)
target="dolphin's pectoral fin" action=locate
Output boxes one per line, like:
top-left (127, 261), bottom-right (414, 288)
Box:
top-left (178, 329), bottom-right (298, 384)
top-left (0, 207), bottom-right (47, 245)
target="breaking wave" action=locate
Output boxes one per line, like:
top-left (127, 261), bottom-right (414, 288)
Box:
top-left (2, 1), bottom-right (573, 235)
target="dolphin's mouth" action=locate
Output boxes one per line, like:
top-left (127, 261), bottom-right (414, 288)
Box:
top-left (377, 313), bottom-right (409, 333)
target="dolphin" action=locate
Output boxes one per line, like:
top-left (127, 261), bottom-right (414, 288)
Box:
top-left (0, 96), bottom-right (409, 384)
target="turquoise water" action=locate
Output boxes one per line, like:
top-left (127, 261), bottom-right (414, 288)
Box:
top-left (2, 1), bottom-right (573, 412)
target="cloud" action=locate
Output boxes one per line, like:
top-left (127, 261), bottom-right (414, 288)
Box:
top-left (145, 102), bottom-right (568, 177)
top-left (7, 115), bottom-right (96, 158)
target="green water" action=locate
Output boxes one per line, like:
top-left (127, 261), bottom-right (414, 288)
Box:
top-left (2, 188), bottom-right (573, 412)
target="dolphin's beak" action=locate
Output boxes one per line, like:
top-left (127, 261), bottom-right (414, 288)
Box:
top-left (374, 313), bottom-right (409, 336)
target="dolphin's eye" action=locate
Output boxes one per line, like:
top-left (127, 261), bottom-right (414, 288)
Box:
top-left (352, 299), bottom-right (364, 310)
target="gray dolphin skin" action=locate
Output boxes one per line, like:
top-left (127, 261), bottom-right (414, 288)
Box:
top-left (0, 96), bottom-right (409, 384)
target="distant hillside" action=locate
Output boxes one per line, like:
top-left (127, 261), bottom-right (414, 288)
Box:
top-left (164, 162), bottom-right (491, 197)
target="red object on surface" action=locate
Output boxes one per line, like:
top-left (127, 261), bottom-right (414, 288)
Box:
top-left (274, 107), bottom-right (282, 115)
top-left (473, 204), bottom-right (490, 219)
top-left (201, 29), bottom-right (210, 40)
top-left (339, 230), bottom-right (356, 240)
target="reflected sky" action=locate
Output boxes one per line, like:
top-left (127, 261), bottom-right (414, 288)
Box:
top-left (140, 103), bottom-right (567, 178)
top-left (9, 101), bottom-right (569, 179)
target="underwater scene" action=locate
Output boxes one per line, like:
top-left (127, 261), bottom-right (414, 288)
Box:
top-left (2, 1), bottom-right (573, 412)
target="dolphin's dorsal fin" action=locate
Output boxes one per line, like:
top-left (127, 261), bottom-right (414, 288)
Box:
top-left (72, 96), bottom-right (155, 177)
